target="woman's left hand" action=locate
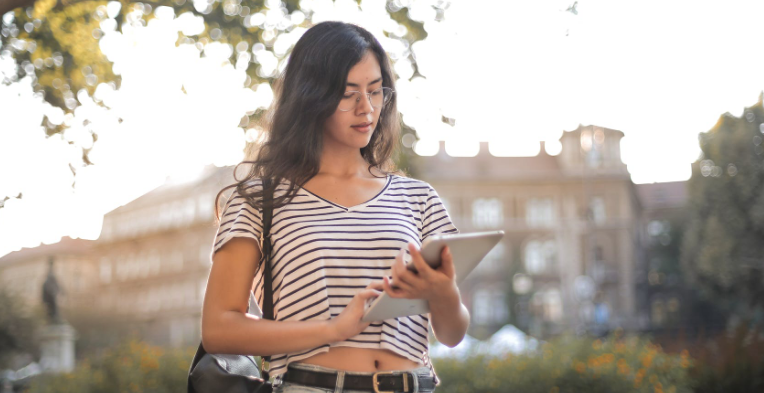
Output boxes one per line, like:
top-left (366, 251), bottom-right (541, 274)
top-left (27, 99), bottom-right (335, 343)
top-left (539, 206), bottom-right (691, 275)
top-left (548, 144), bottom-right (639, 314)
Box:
top-left (382, 242), bottom-right (458, 302)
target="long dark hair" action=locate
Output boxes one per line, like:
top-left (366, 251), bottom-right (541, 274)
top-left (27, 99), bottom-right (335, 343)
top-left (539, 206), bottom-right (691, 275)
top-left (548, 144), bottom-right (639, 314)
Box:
top-left (215, 21), bottom-right (403, 219)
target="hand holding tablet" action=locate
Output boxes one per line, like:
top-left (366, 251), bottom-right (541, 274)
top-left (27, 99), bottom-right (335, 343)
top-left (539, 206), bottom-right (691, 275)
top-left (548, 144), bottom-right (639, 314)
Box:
top-left (362, 231), bottom-right (505, 322)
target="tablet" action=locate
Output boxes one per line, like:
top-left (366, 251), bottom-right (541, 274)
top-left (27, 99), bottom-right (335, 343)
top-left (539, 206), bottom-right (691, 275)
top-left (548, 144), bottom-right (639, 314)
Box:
top-left (361, 231), bottom-right (505, 322)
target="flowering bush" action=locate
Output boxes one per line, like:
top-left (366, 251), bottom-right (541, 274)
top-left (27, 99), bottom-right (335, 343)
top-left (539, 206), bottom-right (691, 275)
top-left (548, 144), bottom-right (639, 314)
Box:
top-left (29, 339), bottom-right (194, 393)
top-left (432, 332), bottom-right (693, 393)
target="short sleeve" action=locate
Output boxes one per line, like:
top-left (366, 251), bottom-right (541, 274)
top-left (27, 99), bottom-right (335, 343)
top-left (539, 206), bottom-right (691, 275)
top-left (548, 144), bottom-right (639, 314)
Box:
top-left (421, 184), bottom-right (459, 242)
top-left (212, 187), bottom-right (264, 256)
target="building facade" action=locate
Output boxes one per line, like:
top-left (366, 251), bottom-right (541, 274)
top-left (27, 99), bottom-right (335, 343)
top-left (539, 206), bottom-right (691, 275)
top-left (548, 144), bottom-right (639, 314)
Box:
top-left (0, 124), bottom-right (687, 350)
top-left (411, 125), bottom-right (648, 338)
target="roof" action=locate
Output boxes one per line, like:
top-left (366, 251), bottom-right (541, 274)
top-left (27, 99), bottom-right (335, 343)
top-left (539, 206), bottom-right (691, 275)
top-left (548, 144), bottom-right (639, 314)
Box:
top-left (413, 141), bottom-right (565, 182)
top-left (105, 164), bottom-right (235, 215)
top-left (0, 236), bottom-right (95, 266)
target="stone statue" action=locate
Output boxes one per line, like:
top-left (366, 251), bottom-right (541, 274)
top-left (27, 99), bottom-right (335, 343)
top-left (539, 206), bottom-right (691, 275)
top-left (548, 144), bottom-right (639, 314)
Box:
top-left (42, 257), bottom-right (63, 324)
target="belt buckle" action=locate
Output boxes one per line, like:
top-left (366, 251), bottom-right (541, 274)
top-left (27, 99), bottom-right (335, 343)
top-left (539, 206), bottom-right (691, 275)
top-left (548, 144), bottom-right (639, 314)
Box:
top-left (372, 371), bottom-right (411, 393)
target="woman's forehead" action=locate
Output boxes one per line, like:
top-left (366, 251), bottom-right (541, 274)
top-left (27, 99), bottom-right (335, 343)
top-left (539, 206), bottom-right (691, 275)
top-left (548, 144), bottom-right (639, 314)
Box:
top-left (346, 52), bottom-right (382, 86)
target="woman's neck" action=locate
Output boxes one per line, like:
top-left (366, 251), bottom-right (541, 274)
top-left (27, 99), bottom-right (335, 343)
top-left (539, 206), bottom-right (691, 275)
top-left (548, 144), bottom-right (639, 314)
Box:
top-left (317, 149), bottom-right (377, 179)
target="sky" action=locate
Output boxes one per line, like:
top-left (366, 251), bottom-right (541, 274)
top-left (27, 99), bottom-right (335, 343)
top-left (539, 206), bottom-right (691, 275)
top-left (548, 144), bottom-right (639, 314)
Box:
top-left (1, 0), bottom-right (764, 257)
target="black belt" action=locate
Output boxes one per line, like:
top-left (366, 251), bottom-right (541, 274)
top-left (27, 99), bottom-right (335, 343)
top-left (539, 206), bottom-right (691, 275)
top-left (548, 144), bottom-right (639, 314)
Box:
top-left (281, 366), bottom-right (437, 393)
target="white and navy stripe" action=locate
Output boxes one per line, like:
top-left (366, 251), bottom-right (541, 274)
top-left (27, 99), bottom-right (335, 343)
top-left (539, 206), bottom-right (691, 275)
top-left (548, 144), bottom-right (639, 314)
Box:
top-left (212, 174), bottom-right (458, 377)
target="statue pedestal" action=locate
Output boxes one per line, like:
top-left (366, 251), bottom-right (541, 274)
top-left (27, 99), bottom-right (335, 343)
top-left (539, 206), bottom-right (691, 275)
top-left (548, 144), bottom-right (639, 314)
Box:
top-left (38, 323), bottom-right (76, 373)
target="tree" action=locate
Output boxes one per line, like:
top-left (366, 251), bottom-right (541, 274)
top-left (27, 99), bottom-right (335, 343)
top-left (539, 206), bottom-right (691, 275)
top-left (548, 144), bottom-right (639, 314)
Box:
top-left (681, 94), bottom-right (764, 321)
top-left (0, 286), bottom-right (43, 369)
top-left (1, 0), bottom-right (434, 204)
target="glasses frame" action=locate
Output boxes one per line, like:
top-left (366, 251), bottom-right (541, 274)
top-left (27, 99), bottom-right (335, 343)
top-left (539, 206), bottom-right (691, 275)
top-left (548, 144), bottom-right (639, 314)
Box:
top-left (337, 86), bottom-right (395, 112)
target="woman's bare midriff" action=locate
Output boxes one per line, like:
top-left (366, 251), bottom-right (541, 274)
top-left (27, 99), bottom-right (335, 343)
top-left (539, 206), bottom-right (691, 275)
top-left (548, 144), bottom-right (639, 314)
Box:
top-left (295, 347), bottom-right (423, 372)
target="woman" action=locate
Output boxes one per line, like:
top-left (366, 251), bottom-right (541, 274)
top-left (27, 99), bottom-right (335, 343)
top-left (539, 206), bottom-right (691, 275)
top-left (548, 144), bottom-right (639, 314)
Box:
top-left (202, 21), bottom-right (469, 392)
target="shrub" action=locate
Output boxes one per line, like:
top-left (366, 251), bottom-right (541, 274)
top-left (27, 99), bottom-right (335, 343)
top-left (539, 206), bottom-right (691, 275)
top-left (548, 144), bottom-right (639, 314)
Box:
top-left (688, 323), bottom-right (764, 393)
top-left (432, 332), bottom-right (693, 393)
top-left (29, 339), bottom-right (194, 393)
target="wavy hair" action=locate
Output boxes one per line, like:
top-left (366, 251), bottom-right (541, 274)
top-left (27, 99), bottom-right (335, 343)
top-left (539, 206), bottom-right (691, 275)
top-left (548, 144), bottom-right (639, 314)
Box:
top-left (215, 21), bottom-right (403, 219)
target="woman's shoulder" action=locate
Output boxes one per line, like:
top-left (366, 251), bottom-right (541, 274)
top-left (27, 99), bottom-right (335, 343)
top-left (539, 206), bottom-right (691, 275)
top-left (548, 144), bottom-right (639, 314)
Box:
top-left (389, 174), bottom-right (434, 192)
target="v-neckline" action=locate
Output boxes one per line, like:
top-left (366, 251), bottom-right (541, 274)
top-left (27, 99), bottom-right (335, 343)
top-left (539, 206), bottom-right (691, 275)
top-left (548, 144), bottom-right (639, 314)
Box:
top-left (299, 174), bottom-right (393, 211)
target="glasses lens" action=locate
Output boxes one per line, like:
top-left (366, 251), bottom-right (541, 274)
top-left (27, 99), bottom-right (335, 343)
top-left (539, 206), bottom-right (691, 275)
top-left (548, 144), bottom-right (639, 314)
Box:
top-left (337, 88), bottom-right (393, 111)
top-left (375, 87), bottom-right (393, 108)
top-left (339, 91), bottom-right (360, 111)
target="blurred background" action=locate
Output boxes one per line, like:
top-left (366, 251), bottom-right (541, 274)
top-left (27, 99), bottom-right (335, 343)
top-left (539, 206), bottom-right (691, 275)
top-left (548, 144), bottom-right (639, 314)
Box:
top-left (2, 0), bottom-right (764, 392)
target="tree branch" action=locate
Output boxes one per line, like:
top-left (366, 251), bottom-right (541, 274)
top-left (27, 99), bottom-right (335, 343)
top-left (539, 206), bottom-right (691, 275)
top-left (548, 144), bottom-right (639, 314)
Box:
top-left (0, 0), bottom-right (38, 16)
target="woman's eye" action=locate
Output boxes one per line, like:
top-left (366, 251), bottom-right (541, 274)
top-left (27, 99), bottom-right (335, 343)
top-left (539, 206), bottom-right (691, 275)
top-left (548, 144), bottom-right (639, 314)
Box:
top-left (342, 93), bottom-right (355, 99)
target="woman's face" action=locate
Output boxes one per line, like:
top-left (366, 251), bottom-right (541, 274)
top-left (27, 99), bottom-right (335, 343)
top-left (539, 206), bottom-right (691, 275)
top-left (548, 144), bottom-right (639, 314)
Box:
top-left (323, 51), bottom-right (383, 155)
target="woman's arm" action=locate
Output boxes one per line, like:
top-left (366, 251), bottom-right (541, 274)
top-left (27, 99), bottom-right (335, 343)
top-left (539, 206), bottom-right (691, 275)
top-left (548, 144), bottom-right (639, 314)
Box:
top-left (428, 280), bottom-right (470, 348)
top-left (381, 243), bottom-right (470, 348)
top-left (202, 237), bottom-right (381, 356)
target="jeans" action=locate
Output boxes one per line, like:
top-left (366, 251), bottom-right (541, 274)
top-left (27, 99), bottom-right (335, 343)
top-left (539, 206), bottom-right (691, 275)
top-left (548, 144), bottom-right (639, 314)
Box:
top-left (273, 362), bottom-right (436, 393)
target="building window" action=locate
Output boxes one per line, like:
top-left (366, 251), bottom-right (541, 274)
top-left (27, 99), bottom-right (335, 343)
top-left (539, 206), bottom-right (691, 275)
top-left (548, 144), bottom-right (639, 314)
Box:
top-left (526, 198), bottom-right (555, 227)
top-left (532, 287), bottom-right (563, 322)
top-left (198, 193), bottom-right (214, 220)
top-left (471, 198), bottom-right (503, 228)
top-left (199, 244), bottom-right (211, 265)
top-left (524, 240), bottom-right (557, 275)
top-left (472, 242), bottom-right (506, 276)
top-left (472, 288), bottom-right (508, 325)
top-left (590, 197), bottom-right (606, 224)
top-left (99, 258), bottom-right (112, 283)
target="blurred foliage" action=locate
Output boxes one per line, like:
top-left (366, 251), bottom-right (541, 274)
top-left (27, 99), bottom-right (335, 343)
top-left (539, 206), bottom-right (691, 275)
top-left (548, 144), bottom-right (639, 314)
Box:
top-left (644, 209), bottom-right (727, 333)
top-left (681, 95), bottom-right (764, 321)
top-left (432, 332), bottom-right (693, 393)
top-left (29, 338), bottom-right (195, 393)
top-left (688, 322), bottom-right (764, 393)
top-left (0, 286), bottom-right (44, 369)
top-left (1, 0), bottom-right (431, 165)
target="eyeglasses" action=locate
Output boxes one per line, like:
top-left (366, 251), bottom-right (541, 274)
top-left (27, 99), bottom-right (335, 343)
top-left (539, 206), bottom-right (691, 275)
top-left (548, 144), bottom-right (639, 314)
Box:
top-left (338, 87), bottom-right (395, 112)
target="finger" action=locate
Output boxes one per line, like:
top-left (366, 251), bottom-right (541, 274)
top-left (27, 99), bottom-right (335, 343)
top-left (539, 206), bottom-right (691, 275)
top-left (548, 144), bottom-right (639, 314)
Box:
top-left (392, 257), bottom-right (415, 283)
top-left (438, 245), bottom-right (456, 279)
top-left (392, 263), bottom-right (420, 292)
top-left (392, 251), bottom-right (419, 286)
top-left (367, 280), bottom-right (384, 291)
top-left (358, 288), bottom-right (382, 301)
top-left (383, 276), bottom-right (408, 298)
top-left (389, 271), bottom-right (417, 293)
top-left (408, 242), bottom-right (433, 279)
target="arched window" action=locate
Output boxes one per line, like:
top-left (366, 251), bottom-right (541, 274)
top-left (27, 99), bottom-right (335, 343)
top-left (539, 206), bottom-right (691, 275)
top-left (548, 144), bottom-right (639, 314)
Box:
top-left (531, 286), bottom-right (563, 322)
top-left (472, 287), bottom-right (509, 325)
top-left (471, 198), bottom-right (503, 228)
top-left (525, 241), bottom-right (543, 274)
top-left (525, 240), bottom-right (557, 274)
top-left (526, 198), bottom-right (555, 227)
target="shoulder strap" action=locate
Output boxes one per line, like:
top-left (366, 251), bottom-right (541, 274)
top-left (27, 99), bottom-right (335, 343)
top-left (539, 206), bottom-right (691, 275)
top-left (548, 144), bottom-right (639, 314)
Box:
top-left (260, 177), bottom-right (275, 368)
top-left (188, 179), bottom-right (276, 393)
top-left (261, 177), bottom-right (274, 321)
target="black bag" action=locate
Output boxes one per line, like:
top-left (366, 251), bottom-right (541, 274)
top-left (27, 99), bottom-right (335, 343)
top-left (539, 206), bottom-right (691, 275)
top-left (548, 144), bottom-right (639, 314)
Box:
top-left (188, 178), bottom-right (276, 393)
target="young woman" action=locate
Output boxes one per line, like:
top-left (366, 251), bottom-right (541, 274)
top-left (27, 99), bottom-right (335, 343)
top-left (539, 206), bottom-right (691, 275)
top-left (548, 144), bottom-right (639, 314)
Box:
top-left (201, 21), bottom-right (469, 392)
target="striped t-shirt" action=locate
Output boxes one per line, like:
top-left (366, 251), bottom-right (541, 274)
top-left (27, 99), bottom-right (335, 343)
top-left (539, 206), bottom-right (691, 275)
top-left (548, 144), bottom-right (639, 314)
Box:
top-left (211, 174), bottom-right (459, 377)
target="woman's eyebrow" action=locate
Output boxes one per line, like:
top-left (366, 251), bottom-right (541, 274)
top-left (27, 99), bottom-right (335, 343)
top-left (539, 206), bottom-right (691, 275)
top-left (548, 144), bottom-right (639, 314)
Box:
top-left (346, 77), bottom-right (382, 88)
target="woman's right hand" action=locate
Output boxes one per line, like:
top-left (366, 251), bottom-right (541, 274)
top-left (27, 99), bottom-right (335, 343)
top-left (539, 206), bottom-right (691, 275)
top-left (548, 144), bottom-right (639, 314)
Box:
top-left (328, 281), bottom-right (383, 342)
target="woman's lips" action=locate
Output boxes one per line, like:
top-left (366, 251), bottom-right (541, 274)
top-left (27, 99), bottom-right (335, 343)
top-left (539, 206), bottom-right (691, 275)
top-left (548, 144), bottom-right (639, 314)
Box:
top-left (352, 122), bottom-right (372, 133)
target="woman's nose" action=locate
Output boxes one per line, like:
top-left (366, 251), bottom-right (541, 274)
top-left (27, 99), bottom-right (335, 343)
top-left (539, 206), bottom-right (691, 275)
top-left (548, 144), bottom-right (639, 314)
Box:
top-left (356, 92), bottom-right (374, 114)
